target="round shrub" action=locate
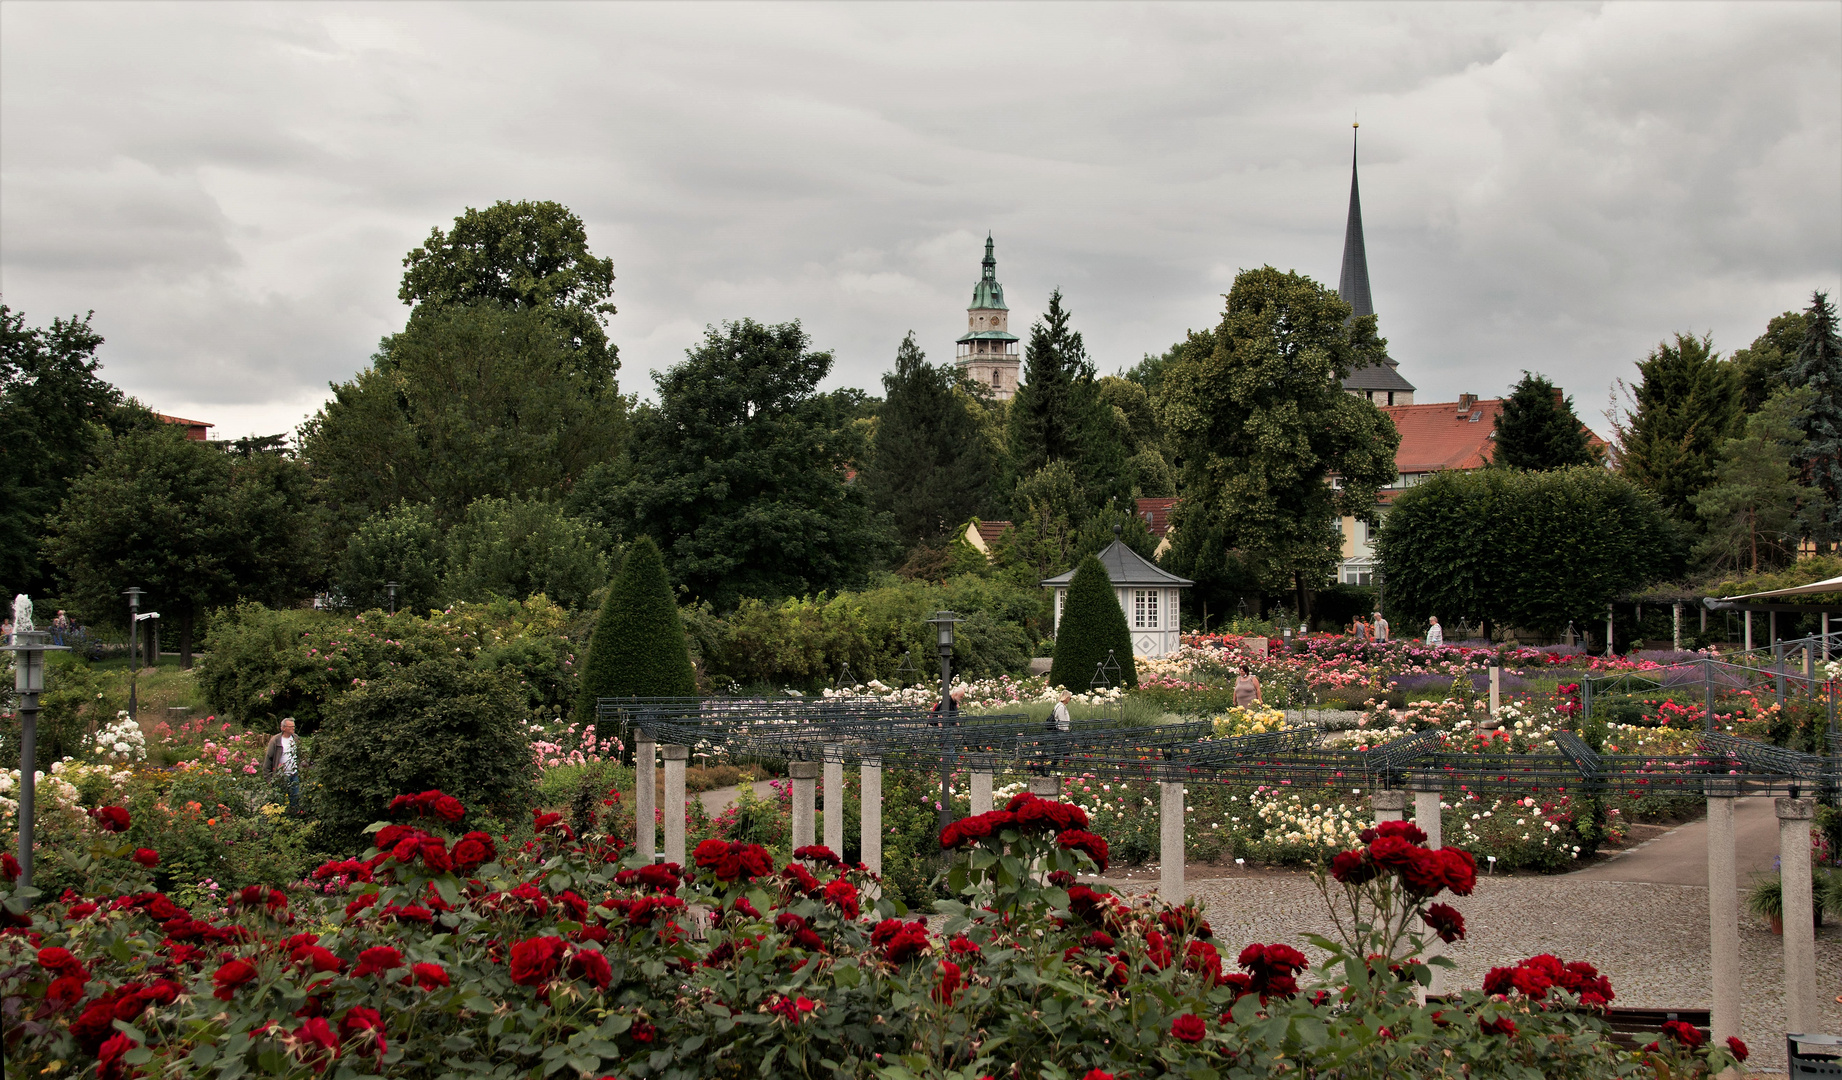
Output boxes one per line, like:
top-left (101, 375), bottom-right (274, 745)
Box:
top-left (311, 655), bottom-right (537, 847)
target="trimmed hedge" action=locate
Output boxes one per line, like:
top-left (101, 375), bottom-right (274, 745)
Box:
top-left (572, 536), bottom-right (696, 724)
top-left (1049, 555), bottom-right (1138, 690)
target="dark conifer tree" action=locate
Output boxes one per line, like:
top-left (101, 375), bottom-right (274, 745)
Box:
top-left (1048, 555), bottom-right (1138, 691)
top-left (573, 535), bottom-right (696, 754)
top-left (862, 333), bottom-right (996, 549)
top-left (1005, 291), bottom-right (1127, 510)
top-left (1492, 372), bottom-right (1598, 471)
top-left (1787, 290), bottom-right (1842, 545)
top-left (1614, 334), bottom-right (1741, 525)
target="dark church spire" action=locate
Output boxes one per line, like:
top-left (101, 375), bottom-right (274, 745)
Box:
top-left (1338, 123), bottom-right (1374, 321)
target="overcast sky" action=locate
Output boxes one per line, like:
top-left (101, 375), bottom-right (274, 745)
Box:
top-left (3, 2), bottom-right (1838, 441)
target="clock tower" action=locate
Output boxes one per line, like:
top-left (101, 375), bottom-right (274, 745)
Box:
top-left (955, 235), bottom-right (1020, 400)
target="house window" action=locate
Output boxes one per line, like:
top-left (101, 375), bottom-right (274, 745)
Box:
top-left (1134, 589), bottom-right (1159, 629)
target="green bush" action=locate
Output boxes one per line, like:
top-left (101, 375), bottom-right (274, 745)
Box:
top-left (443, 495), bottom-right (610, 611)
top-left (334, 500), bottom-right (445, 614)
top-left (310, 654), bottom-right (539, 847)
top-left (1049, 555), bottom-right (1138, 690)
top-left (573, 535), bottom-right (695, 724)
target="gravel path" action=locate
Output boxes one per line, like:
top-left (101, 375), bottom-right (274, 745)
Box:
top-left (697, 779), bottom-right (777, 817)
top-left (1095, 866), bottom-right (1840, 1075)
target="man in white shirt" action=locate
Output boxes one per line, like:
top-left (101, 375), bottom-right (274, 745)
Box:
top-left (1372, 611), bottom-right (1390, 642)
top-left (264, 718), bottom-right (300, 811)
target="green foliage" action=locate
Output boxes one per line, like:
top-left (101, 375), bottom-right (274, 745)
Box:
top-left (311, 653), bottom-right (538, 847)
top-left (399, 199), bottom-right (619, 376)
top-left (1006, 290), bottom-right (1128, 510)
top-left (863, 332), bottom-right (999, 550)
top-left (1493, 371), bottom-right (1600, 471)
top-left (1050, 555), bottom-right (1138, 690)
top-left (1376, 466), bottom-right (1683, 635)
top-left (573, 536), bottom-right (695, 725)
top-left (595, 319), bottom-right (886, 610)
top-left (991, 461), bottom-right (1088, 585)
top-left (334, 501), bottom-right (445, 613)
top-left (1614, 333), bottom-right (1742, 525)
top-left (1690, 387), bottom-right (1827, 571)
top-left (42, 424), bottom-right (318, 662)
top-left (1731, 308), bottom-right (1808, 413)
top-left (1786, 290), bottom-right (1842, 544)
top-left (300, 301), bottom-right (627, 529)
top-left (1070, 501), bottom-right (1157, 565)
top-left (1161, 267), bottom-right (1400, 617)
top-left (442, 495), bottom-right (610, 610)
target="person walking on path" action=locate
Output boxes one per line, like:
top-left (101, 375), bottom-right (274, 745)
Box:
top-left (1425, 616), bottom-right (1443, 646)
top-left (264, 718), bottom-right (301, 812)
top-left (1372, 611), bottom-right (1390, 642)
top-left (1049, 690), bottom-right (1073, 732)
top-left (1351, 617), bottom-right (1369, 643)
top-left (1234, 665), bottom-right (1263, 708)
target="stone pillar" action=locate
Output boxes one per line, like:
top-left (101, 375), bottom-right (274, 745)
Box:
top-left (1159, 778), bottom-right (1185, 901)
top-left (1488, 666), bottom-right (1501, 718)
top-left (634, 730), bottom-right (656, 861)
top-left (1744, 610), bottom-right (1752, 652)
top-left (1412, 774), bottom-right (1445, 995)
top-left (968, 755), bottom-right (995, 816)
top-left (1028, 776), bottom-right (1061, 799)
top-left (1673, 602), bottom-right (1683, 652)
top-left (860, 755), bottom-right (883, 878)
top-left (823, 748), bottom-right (844, 857)
top-left (1372, 789), bottom-right (1408, 825)
top-left (1777, 797), bottom-right (1819, 1033)
top-left (661, 744), bottom-right (688, 868)
top-left (790, 761), bottom-right (821, 852)
top-left (1705, 780), bottom-right (1741, 1045)
top-left (1606, 604), bottom-right (1615, 656)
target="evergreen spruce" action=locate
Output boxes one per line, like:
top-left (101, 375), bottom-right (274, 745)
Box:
top-left (862, 332), bottom-right (997, 549)
top-left (1786, 291), bottom-right (1842, 546)
top-left (573, 536), bottom-right (696, 746)
top-left (1493, 372), bottom-right (1598, 470)
top-left (1614, 334), bottom-right (1741, 524)
top-left (1049, 555), bottom-right (1139, 691)
top-left (1006, 291), bottom-right (1128, 509)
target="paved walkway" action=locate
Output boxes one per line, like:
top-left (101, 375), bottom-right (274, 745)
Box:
top-left (1573, 796), bottom-right (1782, 886)
top-left (697, 779), bottom-right (777, 818)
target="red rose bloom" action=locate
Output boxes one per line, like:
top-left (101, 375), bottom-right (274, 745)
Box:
top-left (92, 805), bottom-right (131, 833)
top-left (412, 962), bottom-right (450, 990)
top-left (293, 1016), bottom-right (341, 1072)
top-left (793, 844), bottom-right (842, 866)
top-left (47, 975), bottom-right (89, 1011)
top-left (432, 795), bottom-right (465, 822)
top-left (213, 959), bottom-right (259, 1000)
top-left (291, 945), bottom-right (346, 974)
top-left (568, 947), bottom-right (613, 989)
top-left (1423, 903), bottom-right (1466, 943)
top-left (340, 1006), bottom-right (388, 1059)
top-left (1082, 1072), bottom-right (1114, 1080)
top-left (38, 946), bottom-right (80, 972)
top-left (1329, 848), bottom-right (1375, 884)
top-left (1055, 829), bottom-right (1110, 872)
top-left (509, 935), bottom-right (566, 987)
top-left (352, 946), bottom-right (403, 979)
top-left (1725, 1036), bottom-right (1748, 1061)
top-left (131, 848), bottom-right (159, 868)
top-left (1661, 1019), bottom-right (1704, 1049)
top-left (1438, 847), bottom-right (1478, 896)
top-left (823, 878), bottom-right (860, 919)
top-left (1366, 834), bottom-right (1417, 870)
top-left (1480, 1016), bottom-right (1519, 1037)
top-left (630, 1019), bottom-right (656, 1043)
top-left (1, 852), bottom-right (19, 882)
top-left (97, 1033), bottom-right (139, 1080)
top-left (1367, 820), bottom-right (1428, 845)
top-left (933, 959), bottom-right (963, 1004)
top-left (1399, 846), bottom-right (1451, 897)
top-left (1170, 1013), bottom-right (1207, 1043)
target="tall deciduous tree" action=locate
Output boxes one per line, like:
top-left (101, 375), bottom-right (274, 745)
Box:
top-left (1730, 309), bottom-right (1808, 413)
top-left (1493, 372), bottom-right (1599, 471)
top-left (1006, 291), bottom-right (1127, 509)
top-left (43, 426), bottom-right (317, 664)
top-left (600, 319), bottom-right (885, 610)
top-left (1613, 334), bottom-right (1742, 524)
top-left (400, 200), bottom-right (618, 375)
top-left (572, 535), bottom-right (696, 740)
top-left (1159, 267), bottom-right (1400, 618)
top-left (300, 302), bottom-right (628, 527)
top-left (441, 495), bottom-right (610, 611)
top-left (1376, 467), bottom-right (1682, 638)
top-left (863, 333), bottom-right (998, 550)
top-left (1691, 388), bottom-right (1827, 571)
top-left (1786, 290), bottom-right (1842, 546)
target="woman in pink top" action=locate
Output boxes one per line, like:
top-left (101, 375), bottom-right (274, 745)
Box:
top-left (1233, 664), bottom-right (1262, 708)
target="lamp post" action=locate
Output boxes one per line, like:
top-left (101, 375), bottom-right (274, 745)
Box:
top-left (123, 588), bottom-right (144, 718)
top-left (5, 618), bottom-right (69, 893)
top-left (385, 582), bottom-right (399, 616)
top-left (925, 610), bottom-right (962, 830)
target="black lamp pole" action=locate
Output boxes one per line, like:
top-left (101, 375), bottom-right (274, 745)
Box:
top-left (385, 582), bottom-right (399, 616)
top-left (926, 610), bottom-right (961, 830)
top-left (6, 619), bottom-right (69, 894)
top-left (123, 587), bottom-right (144, 719)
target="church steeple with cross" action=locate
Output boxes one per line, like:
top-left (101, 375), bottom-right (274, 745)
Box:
top-left (1337, 124), bottom-right (1416, 405)
top-left (955, 235), bottom-right (1020, 400)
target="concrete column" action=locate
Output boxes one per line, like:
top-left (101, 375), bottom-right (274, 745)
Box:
top-left (634, 731), bottom-right (656, 861)
top-left (1372, 789), bottom-right (1408, 825)
top-left (790, 761), bottom-right (821, 852)
top-left (1705, 781), bottom-right (1741, 1045)
top-left (1673, 602), bottom-right (1683, 652)
top-left (822, 748), bottom-right (844, 857)
top-left (968, 754), bottom-right (995, 816)
top-left (1412, 775), bottom-right (1444, 995)
top-left (1777, 797), bottom-right (1819, 1033)
top-left (661, 745), bottom-right (688, 868)
top-left (1488, 667), bottom-right (1501, 718)
top-left (1028, 776), bottom-right (1061, 799)
top-left (1159, 778), bottom-right (1185, 902)
top-left (859, 756), bottom-right (882, 878)
top-left (1744, 610), bottom-right (1752, 652)
top-left (1606, 604), bottom-right (1615, 656)
top-left (862, 751), bottom-right (884, 877)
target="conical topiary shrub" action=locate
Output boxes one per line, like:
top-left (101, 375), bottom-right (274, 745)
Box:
top-left (573, 536), bottom-right (697, 757)
top-left (1049, 555), bottom-right (1138, 692)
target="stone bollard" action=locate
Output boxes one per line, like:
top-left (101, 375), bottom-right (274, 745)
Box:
top-left (1777, 797), bottom-right (1819, 1033)
top-left (661, 745), bottom-right (688, 868)
top-left (1372, 789), bottom-right (1407, 825)
top-left (634, 730), bottom-right (657, 861)
top-left (860, 755), bottom-right (883, 880)
top-left (1028, 776), bottom-right (1061, 800)
top-left (1411, 773), bottom-right (1445, 996)
top-left (1705, 780), bottom-right (1741, 1045)
top-left (823, 747), bottom-right (845, 857)
top-left (790, 761), bottom-right (821, 852)
top-left (1160, 776), bottom-right (1185, 902)
top-left (1488, 666), bottom-right (1501, 718)
top-left (968, 754), bottom-right (996, 816)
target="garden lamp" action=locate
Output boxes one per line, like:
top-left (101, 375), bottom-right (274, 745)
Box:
top-left (123, 587), bottom-right (145, 717)
top-left (386, 581), bottom-right (399, 615)
top-left (924, 610), bottom-right (962, 830)
top-left (4, 623), bottom-right (69, 894)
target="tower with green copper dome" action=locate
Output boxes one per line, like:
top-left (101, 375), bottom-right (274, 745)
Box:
top-left (955, 235), bottom-right (1020, 400)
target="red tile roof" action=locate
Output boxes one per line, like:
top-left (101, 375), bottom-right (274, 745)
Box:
top-left (156, 413), bottom-right (214, 441)
top-left (973, 520), bottom-right (1012, 547)
top-left (1135, 497), bottom-right (1176, 538)
top-left (1380, 398), bottom-right (1503, 473)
